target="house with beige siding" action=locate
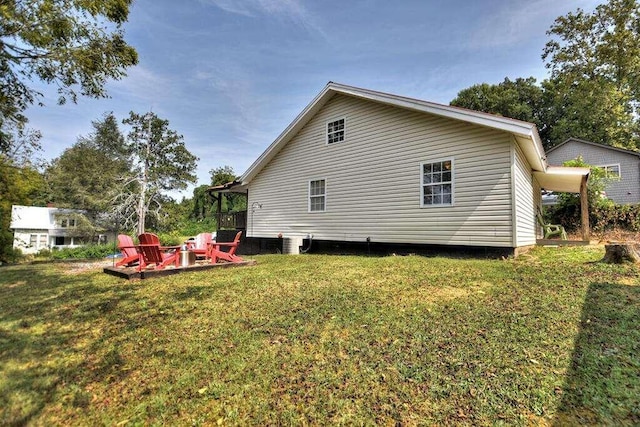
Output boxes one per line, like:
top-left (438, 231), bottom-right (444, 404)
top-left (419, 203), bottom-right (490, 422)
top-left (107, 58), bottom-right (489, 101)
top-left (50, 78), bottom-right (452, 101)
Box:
top-left (546, 138), bottom-right (640, 204)
top-left (216, 83), bottom-right (589, 255)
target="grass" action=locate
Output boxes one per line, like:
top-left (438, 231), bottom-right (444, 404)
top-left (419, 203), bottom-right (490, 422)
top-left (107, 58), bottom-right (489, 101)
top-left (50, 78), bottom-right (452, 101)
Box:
top-left (0, 246), bottom-right (638, 425)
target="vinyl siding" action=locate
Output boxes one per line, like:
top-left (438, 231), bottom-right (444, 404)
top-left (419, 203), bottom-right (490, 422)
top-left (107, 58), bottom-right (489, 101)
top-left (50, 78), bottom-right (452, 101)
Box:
top-left (247, 94), bottom-right (516, 247)
top-left (547, 140), bottom-right (640, 204)
top-left (513, 143), bottom-right (536, 246)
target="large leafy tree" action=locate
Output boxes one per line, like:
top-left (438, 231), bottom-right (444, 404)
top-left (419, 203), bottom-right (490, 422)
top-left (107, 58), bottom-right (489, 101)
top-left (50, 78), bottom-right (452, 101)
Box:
top-left (0, 129), bottom-right (46, 262)
top-left (542, 0), bottom-right (640, 150)
top-left (45, 113), bottom-right (129, 214)
top-left (452, 1), bottom-right (640, 151)
top-left (0, 0), bottom-right (138, 144)
top-left (450, 77), bottom-right (550, 146)
top-left (114, 111), bottom-right (198, 235)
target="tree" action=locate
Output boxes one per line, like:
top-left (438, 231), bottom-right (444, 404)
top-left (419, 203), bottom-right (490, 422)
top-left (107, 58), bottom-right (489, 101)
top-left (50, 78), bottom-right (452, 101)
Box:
top-left (450, 77), bottom-right (552, 146)
top-left (542, 0), bottom-right (640, 150)
top-left (114, 111), bottom-right (198, 235)
top-left (210, 165), bottom-right (237, 187)
top-left (45, 113), bottom-right (130, 215)
top-left (0, 0), bottom-right (138, 144)
top-left (541, 77), bottom-right (638, 149)
top-left (0, 144), bottom-right (46, 262)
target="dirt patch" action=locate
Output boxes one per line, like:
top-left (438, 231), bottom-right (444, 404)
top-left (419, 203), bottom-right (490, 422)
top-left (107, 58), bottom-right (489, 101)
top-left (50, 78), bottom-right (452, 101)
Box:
top-left (61, 260), bottom-right (114, 274)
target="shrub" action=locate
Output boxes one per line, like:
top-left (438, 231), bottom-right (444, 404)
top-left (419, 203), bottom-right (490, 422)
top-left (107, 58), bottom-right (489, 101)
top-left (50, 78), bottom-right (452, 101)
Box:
top-left (43, 244), bottom-right (116, 260)
top-left (548, 156), bottom-right (618, 231)
top-left (1, 247), bottom-right (26, 264)
top-left (591, 203), bottom-right (640, 232)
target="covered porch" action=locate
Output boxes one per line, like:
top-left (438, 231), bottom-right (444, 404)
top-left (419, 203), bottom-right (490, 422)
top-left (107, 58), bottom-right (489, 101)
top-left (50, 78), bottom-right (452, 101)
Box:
top-left (207, 181), bottom-right (249, 233)
top-left (534, 166), bottom-right (591, 245)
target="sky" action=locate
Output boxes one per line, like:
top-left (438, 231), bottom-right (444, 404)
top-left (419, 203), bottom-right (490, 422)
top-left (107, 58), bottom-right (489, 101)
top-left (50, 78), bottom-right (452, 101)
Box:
top-left (26, 0), bottom-right (603, 199)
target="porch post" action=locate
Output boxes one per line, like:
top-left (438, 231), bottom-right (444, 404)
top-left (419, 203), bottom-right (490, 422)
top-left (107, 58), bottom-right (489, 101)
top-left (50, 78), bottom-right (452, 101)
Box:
top-left (580, 175), bottom-right (590, 241)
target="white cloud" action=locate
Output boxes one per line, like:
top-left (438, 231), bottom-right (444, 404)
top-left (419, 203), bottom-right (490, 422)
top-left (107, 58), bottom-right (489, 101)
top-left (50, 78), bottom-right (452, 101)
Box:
top-left (468, 0), bottom-right (601, 49)
top-left (201, 0), bottom-right (325, 37)
top-left (108, 65), bottom-right (172, 107)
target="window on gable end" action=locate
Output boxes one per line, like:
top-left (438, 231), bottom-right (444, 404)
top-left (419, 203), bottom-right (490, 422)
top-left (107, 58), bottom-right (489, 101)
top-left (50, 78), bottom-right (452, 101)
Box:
top-left (327, 118), bottom-right (345, 144)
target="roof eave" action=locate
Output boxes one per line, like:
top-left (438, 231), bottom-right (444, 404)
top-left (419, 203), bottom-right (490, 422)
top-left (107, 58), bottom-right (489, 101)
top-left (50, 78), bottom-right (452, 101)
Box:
top-left (240, 82), bottom-right (548, 183)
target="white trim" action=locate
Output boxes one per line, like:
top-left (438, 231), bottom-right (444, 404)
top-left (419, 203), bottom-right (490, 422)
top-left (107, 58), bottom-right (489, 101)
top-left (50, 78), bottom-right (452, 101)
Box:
top-left (326, 117), bottom-right (346, 145)
top-left (308, 178), bottom-right (326, 212)
top-left (420, 158), bottom-right (455, 208)
top-left (510, 143), bottom-right (518, 248)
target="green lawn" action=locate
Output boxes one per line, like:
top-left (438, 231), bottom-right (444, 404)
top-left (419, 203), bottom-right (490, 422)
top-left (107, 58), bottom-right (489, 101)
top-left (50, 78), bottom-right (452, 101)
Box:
top-left (1, 247), bottom-right (639, 426)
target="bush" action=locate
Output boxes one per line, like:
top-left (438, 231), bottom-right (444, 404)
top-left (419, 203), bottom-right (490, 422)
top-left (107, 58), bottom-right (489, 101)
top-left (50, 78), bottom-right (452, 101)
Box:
top-left (178, 217), bottom-right (217, 237)
top-left (40, 244), bottom-right (117, 260)
top-left (591, 203), bottom-right (640, 232)
top-left (1, 247), bottom-right (26, 264)
top-left (155, 231), bottom-right (183, 246)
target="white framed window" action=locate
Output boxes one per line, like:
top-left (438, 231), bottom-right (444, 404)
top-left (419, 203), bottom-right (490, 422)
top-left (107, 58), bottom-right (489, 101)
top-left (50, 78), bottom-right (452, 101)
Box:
top-left (309, 179), bottom-right (326, 212)
top-left (421, 159), bottom-right (454, 207)
top-left (327, 118), bottom-right (345, 144)
top-left (598, 164), bottom-right (621, 179)
top-left (29, 234), bottom-right (48, 250)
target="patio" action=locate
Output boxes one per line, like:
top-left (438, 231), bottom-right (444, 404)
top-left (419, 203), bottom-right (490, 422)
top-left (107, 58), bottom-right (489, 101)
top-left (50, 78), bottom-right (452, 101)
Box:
top-left (103, 259), bottom-right (256, 280)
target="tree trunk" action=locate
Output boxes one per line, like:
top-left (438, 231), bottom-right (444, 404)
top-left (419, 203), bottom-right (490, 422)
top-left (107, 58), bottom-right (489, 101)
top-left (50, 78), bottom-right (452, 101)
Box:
top-left (602, 243), bottom-right (640, 264)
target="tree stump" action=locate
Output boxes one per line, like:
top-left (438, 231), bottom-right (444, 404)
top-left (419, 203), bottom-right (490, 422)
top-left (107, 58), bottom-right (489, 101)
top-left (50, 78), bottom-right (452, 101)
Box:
top-left (602, 242), bottom-right (640, 264)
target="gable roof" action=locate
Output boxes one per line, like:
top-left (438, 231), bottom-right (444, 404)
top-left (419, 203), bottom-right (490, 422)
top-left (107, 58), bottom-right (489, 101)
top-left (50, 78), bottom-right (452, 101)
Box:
top-left (239, 82), bottom-right (549, 185)
top-left (10, 205), bottom-right (81, 229)
top-left (547, 137), bottom-right (640, 158)
top-left (229, 82), bottom-right (589, 194)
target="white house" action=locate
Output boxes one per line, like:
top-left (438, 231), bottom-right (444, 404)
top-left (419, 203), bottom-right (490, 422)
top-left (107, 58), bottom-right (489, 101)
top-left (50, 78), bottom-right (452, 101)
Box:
top-left (221, 82), bottom-right (590, 255)
top-left (10, 205), bottom-right (106, 254)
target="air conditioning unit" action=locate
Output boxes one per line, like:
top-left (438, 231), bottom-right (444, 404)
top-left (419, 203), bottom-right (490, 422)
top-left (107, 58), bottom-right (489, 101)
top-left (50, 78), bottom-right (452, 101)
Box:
top-left (282, 237), bottom-right (303, 255)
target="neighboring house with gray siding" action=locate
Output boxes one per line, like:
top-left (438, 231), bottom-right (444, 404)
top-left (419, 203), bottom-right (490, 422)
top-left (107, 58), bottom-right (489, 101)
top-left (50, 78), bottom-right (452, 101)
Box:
top-left (546, 138), bottom-right (640, 204)
top-left (221, 83), bottom-right (588, 255)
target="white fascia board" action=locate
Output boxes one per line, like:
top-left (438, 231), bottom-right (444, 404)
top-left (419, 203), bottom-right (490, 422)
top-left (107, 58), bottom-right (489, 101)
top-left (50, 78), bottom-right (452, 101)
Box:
top-left (534, 166), bottom-right (590, 193)
top-left (332, 83), bottom-right (547, 171)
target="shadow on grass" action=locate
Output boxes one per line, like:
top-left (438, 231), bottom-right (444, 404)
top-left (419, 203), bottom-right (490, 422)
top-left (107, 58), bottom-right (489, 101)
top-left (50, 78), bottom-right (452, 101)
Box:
top-left (0, 265), bottom-right (140, 425)
top-left (554, 281), bottom-right (640, 425)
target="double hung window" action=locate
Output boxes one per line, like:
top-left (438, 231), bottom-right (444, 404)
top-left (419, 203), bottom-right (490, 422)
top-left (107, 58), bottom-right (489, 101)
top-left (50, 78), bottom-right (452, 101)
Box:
top-left (309, 179), bottom-right (326, 212)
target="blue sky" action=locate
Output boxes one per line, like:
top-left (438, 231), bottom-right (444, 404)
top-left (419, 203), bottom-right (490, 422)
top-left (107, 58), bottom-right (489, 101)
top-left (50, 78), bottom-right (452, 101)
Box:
top-left (27, 0), bottom-right (601, 199)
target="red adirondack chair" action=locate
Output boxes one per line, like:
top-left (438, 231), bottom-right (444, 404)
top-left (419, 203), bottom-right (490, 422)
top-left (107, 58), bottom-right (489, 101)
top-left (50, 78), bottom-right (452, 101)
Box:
top-left (116, 234), bottom-right (139, 267)
top-left (136, 233), bottom-right (181, 271)
top-left (185, 232), bottom-right (214, 259)
top-left (208, 231), bottom-right (243, 263)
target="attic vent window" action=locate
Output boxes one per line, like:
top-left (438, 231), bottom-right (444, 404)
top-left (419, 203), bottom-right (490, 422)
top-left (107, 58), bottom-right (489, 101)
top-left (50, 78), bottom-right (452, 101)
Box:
top-left (327, 118), bottom-right (345, 144)
top-left (421, 159), bottom-right (454, 207)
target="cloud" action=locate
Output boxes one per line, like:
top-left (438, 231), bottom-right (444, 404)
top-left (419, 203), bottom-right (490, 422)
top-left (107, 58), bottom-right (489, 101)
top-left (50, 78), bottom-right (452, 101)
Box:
top-left (468, 0), bottom-right (601, 49)
top-left (108, 65), bottom-right (172, 107)
top-left (201, 0), bottom-right (325, 37)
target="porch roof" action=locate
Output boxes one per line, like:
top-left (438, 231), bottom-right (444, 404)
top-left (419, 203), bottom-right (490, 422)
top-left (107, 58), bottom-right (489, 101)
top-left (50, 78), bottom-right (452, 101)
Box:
top-left (207, 180), bottom-right (247, 194)
top-left (534, 166), bottom-right (590, 193)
